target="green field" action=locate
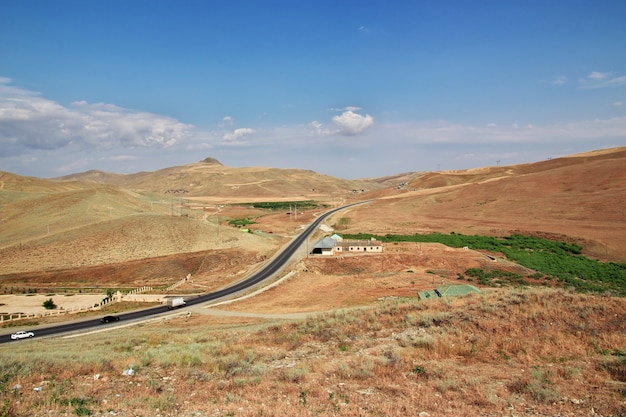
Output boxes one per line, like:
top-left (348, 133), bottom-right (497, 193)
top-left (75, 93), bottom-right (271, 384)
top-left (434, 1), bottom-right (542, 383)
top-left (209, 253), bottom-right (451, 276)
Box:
top-left (235, 200), bottom-right (326, 211)
top-left (343, 232), bottom-right (626, 296)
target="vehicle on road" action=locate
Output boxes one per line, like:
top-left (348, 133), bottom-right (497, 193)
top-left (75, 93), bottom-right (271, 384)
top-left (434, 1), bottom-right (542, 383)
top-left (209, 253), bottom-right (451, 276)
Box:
top-left (166, 297), bottom-right (186, 309)
top-left (100, 315), bottom-right (120, 323)
top-left (0, 201), bottom-right (368, 344)
top-left (11, 331), bottom-right (35, 340)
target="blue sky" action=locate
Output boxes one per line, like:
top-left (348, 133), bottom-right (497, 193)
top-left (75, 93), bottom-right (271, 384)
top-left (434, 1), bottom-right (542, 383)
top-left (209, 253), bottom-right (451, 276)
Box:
top-left (1, 0), bottom-right (625, 179)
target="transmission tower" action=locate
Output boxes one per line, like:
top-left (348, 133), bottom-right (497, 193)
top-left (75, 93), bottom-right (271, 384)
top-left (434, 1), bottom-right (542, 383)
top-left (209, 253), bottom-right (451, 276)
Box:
top-left (165, 189), bottom-right (188, 216)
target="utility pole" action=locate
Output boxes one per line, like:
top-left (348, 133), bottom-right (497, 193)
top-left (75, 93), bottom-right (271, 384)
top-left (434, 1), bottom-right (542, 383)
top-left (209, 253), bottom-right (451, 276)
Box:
top-left (165, 189), bottom-right (188, 216)
top-left (166, 190), bottom-right (175, 216)
top-left (178, 190), bottom-right (187, 216)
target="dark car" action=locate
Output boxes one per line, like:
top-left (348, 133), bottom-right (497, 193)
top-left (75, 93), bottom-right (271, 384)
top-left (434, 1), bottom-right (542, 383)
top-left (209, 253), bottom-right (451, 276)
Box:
top-left (100, 315), bottom-right (120, 323)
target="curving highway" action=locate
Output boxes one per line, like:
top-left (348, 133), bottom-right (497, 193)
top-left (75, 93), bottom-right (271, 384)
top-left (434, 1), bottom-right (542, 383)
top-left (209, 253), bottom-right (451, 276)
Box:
top-left (1, 201), bottom-right (368, 343)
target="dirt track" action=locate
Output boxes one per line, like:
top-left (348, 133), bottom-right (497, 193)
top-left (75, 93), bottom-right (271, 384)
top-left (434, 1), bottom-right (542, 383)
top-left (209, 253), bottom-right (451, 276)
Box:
top-left (0, 294), bottom-right (105, 315)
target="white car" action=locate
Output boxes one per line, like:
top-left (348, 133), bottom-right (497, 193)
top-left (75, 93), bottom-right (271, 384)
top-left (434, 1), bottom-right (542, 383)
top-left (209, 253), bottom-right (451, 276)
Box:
top-left (11, 330), bottom-right (35, 340)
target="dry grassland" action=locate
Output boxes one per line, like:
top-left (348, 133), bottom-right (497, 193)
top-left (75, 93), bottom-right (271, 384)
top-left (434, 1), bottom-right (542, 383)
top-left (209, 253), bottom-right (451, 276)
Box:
top-left (343, 148), bottom-right (626, 263)
top-left (1, 148), bottom-right (625, 416)
top-left (1, 288), bottom-right (624, 417)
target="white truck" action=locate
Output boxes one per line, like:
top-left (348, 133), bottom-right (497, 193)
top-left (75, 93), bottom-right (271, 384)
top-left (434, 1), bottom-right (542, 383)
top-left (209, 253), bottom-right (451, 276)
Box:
top-left (166, 297), bottom-right (186, 309)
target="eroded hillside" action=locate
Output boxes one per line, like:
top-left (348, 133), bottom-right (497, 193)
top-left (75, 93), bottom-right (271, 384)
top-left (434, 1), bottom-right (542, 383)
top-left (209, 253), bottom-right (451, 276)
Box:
top-left (341, 147), bottom-right (626, 262)
top-left (55, 158), bottom-right (383, 198)
top-left (1, 147), bottom-right (624, 290)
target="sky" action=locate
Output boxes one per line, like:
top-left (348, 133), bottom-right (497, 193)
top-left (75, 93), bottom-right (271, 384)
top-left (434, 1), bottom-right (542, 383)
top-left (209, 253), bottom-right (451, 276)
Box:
top-left (1, 0), bottom-right (625, 180)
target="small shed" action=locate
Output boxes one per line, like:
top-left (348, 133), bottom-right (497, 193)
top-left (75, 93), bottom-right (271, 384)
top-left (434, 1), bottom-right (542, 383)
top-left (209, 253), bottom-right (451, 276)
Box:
top-left (311, 236), bottom-right (337, 255)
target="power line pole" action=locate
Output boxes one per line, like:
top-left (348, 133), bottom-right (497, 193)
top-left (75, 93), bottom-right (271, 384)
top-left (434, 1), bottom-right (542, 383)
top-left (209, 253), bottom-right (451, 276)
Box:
top-left (178, 190), bottom-right (187, 216)
top-left (166, 190), bottom-right (175, 216)
top-left (165, 189), bottom-right (188, 216)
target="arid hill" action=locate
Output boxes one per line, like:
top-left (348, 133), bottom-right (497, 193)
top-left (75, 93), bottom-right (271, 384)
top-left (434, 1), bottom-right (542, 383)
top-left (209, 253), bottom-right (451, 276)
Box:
top-left (0, 162), bottom-right (379, 288)
top-left (1, 148), bottom-right (625, 417)
top-left (55, 157), bottom-right (383, 199)
top-left (0, 146), bottom-right (624, 290)
top-left (341, 147), bottom-right (626, 262)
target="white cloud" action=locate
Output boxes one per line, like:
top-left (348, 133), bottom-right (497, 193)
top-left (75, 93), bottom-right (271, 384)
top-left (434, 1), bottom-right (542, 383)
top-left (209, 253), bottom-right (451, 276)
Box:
top-left (220, 116), bottom-right (234, 127)
top-left (392, 117), bottom-right (626, 145)
top-left (613, 101), bottom-right (624, 107)
top-left (331, 110), bottom-right (374, 136)
top-left (310, 107), bottom-right (374, 137)
top-left (310, 120), bottom-right (332, 136)
top-left (578, 71), bottom-right (626, 89)
top-left (589, 71), bottom-right (609, 80)
top-left (1, 78), bottom-right (625, 179)
top-left (103, 154), bottom-right (138, 162)
top-left (604, 76), bottom-right (626, 88)
top-left (552, 76), bottom-right (567, 85)
top-left (223, 127), bottom-right (254, 142)
top-left (0, 78), bottom-right (194, 155)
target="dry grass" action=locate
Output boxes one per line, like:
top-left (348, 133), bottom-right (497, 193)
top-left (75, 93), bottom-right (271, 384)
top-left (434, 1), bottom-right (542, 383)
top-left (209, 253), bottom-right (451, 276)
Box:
top-left (1, 288), bottom-right (624, 416)
top-left (344, 147), bottom-right (626, 262)
top-left (2, 148), bottom-right (626, 416)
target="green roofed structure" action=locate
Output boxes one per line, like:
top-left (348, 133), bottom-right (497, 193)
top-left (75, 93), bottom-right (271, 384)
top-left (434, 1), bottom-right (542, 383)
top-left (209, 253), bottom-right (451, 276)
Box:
top-left (418, 284), bottom-right (481, 300)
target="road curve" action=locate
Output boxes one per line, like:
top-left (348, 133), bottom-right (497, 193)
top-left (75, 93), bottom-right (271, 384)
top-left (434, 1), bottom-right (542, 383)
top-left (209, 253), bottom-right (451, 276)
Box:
top-left (1, 200), bottom-right (369, 343)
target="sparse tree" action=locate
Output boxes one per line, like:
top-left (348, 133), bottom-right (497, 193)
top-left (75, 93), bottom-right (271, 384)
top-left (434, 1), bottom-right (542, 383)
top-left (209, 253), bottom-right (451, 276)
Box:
top-left (42, 298), bottom-right (56, 310)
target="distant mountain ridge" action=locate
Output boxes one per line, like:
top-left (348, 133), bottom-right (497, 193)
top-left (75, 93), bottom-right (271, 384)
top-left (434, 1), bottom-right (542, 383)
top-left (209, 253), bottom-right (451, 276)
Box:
top-left (52, 158), bottom-right (385, 198)
top-left (1, 146), bottom-right (625, 277)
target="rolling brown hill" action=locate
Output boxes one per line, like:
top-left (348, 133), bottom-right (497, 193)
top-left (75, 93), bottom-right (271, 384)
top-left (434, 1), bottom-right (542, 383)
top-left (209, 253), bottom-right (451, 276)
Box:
top-left (1, 146), bottom-right (624, 289)
top-left (1, 148), bottom-right (625, 417)
top-left (340, 146), bottom-right (626, 262)
top-left (0, 161), bottom-right (381, 288)
top-left (55, 157), bottom-right (383, 199)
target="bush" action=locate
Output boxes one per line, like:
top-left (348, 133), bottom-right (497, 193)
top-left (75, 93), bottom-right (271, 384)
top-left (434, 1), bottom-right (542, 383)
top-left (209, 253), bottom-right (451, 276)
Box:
top-left (228, 218), bottom-right (256, 227)
top-left (42, 298), bottom-right (56, 310)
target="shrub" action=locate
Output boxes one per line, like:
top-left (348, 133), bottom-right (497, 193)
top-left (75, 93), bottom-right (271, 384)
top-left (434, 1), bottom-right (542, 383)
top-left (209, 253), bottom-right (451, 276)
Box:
top-left (42, 298), bottom-right (56, 310)
top-left (228, 218), bottom-right (257, 227)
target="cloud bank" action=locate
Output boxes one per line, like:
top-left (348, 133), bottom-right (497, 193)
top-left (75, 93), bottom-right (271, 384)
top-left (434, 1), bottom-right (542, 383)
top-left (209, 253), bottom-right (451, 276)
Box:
top-left (0, 78), bottom-right (193, 157)
top-left (0, 77), bottom-right (624, 179)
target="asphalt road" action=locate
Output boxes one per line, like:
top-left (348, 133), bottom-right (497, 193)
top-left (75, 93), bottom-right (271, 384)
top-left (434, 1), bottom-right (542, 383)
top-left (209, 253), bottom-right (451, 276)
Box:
top-left (1, 201), bottom-right (368, 344)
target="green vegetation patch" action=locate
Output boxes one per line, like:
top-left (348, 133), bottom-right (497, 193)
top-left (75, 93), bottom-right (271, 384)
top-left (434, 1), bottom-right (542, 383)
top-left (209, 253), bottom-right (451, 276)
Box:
top-left (228, 218), bottom-right (257, 227)
top-left (461, 268), bottom-right (527, 287)
top-left (344, 232), bottom-right (626, 296)
top-left (236, 200), bottom-right (325, 211)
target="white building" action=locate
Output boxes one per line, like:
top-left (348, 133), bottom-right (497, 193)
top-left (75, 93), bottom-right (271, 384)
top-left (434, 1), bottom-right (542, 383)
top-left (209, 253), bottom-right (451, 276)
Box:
top-left (310, 235), bottom-right (383, 255)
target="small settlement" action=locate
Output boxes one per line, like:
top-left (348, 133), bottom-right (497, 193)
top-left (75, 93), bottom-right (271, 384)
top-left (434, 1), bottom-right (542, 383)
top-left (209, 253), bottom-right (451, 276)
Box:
top-left (310, 234), bottom-right (482, 300)
top-left (310, 234), bottom-right (384, 256)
